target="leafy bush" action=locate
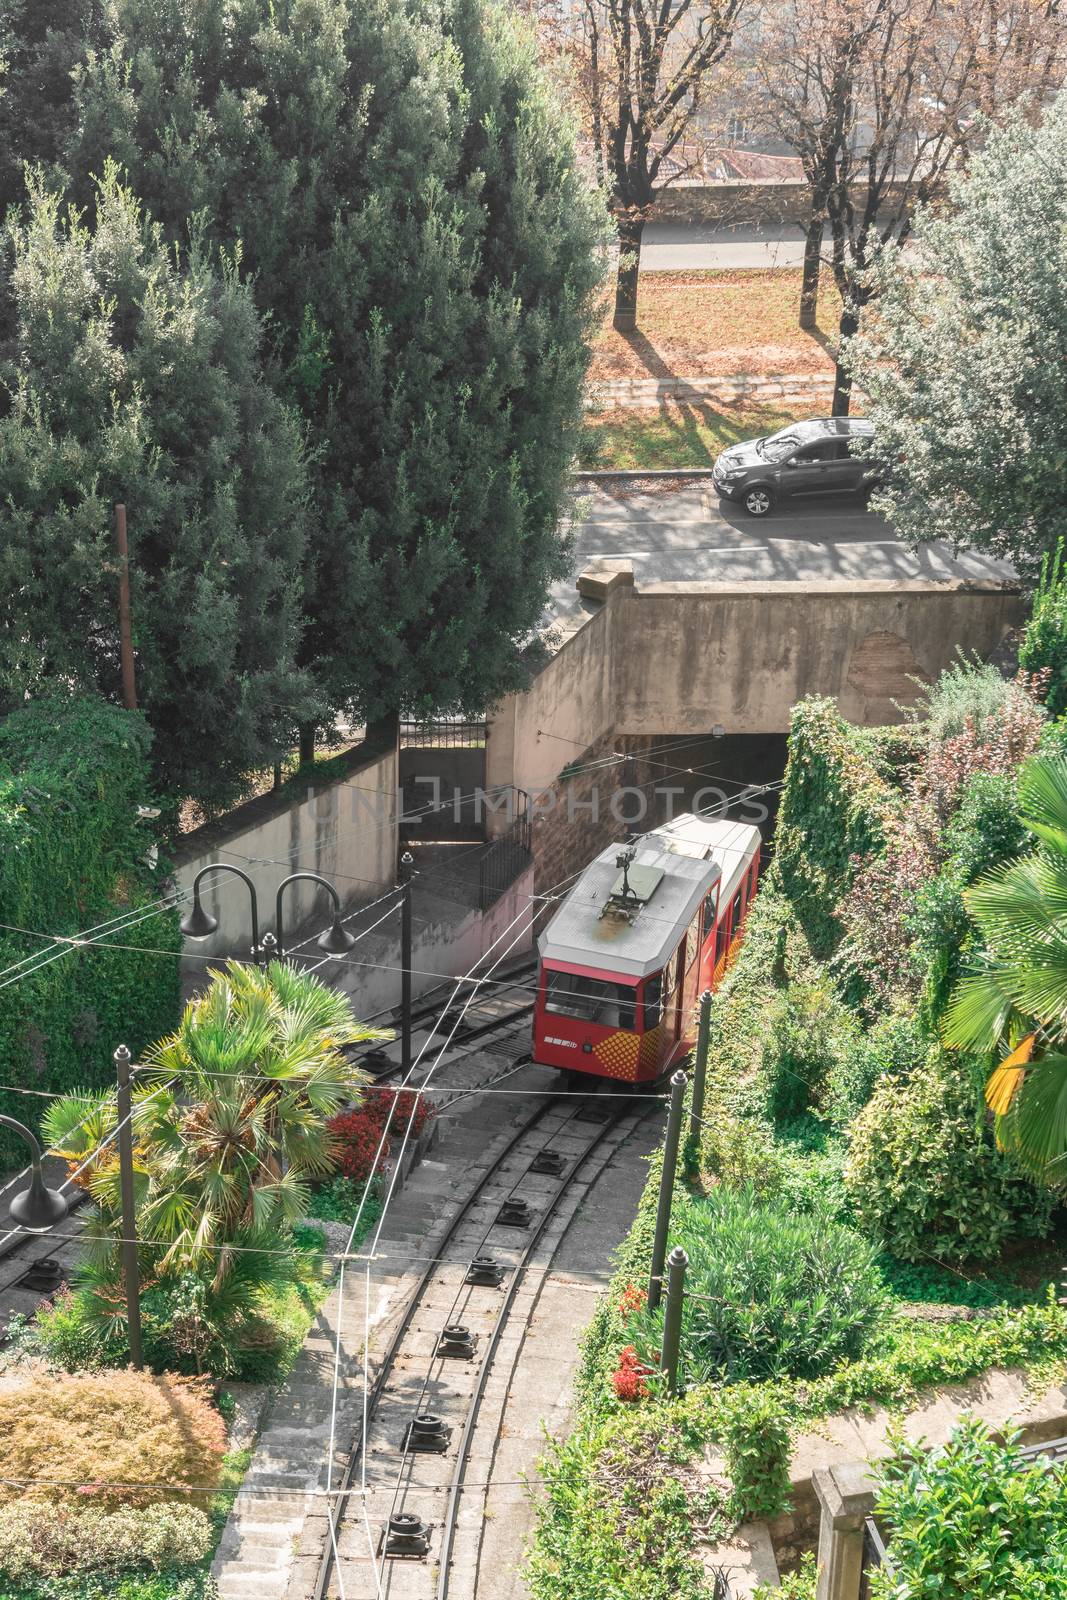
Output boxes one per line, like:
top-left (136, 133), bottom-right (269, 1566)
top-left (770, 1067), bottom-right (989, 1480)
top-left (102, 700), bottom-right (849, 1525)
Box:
top-left (526, 1418), bottom-right (716, 1600)
top-left (699, 1111), bottom-right (785, 1198)
top-left (1020, 539), bottom-right (1067, 719)
top-left (822, 1009), bottom-right (930, 1128)
top-left (0, 693), bottom-right (180, 1165)
top-left (755, 1553), bottom-right (816, 1600)
top-left (2, 1572), bottom-right (218, 1600)
top-left (871, 1419), bottom-right (1067, 1599)
top-left (844, 1055), bottom-right (1052, 1261)
top-left (0, 1502), bottom-right (212, 1579)
top-left (906, 773), bottom-right (1027, 1022)
top-left (0, 1369), bottom-right (226, 1508)
top-left (718, 1386), bottom-right (792, 1521)
top-left (638, 1188), bottom-right (886, 1384)
top-left (327, 1088), bottom-right (433, 1185)
top-left (773, 698), bottom-right (892, 956)
top-left (909, 653), bottom-right (1034, 743)
top-left (758, 982), bottom-right (860, 1120)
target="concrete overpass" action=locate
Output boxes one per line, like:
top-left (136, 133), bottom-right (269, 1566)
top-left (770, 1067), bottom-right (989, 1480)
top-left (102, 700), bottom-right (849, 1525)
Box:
top-left (485, 484), bottom-right (1022, 881)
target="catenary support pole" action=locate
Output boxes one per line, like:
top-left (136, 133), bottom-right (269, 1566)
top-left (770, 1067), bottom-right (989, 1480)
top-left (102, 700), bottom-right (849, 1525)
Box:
top-left (690, 989), bottom-right (712, 1144)
top-left (114, 504), bottom-right (137, 711)
top-left (400, 851), bottom-right (414, 1074)
top-left (661, 1244), bottom-right (688, 1395)
top-left (647, 1069), bottom-right (686, 1312)
top-left (114, 1044), bottom-right (143, 1370)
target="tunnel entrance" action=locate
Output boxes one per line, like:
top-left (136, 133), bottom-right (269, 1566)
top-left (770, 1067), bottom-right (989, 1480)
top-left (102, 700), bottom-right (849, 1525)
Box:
top-left (638, 731), bottom-right (789, 845)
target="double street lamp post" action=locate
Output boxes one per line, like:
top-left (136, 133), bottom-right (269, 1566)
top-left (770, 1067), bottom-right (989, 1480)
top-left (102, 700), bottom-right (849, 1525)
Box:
top-left (180, 864), bottom-right (357, 962)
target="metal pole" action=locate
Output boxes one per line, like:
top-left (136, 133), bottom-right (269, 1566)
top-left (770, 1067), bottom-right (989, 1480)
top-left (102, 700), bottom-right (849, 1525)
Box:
top-left (660, 1244), bottom-right (688, 1396)
top-left (647, 1068), bottom-right (686, 1312)
top-left (400, 851), bottom-right (414, 1074)
top-left (114, 1044), bottom-right (143, 1370)
top-left (114, 504), bottom-right (137, 711)
top-left (690, 990), bottom-right (712, 1144)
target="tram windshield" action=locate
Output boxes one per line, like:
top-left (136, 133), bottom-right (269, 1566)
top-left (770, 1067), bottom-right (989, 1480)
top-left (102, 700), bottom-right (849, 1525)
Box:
top-left (543, 969), bottom-right (638, 1029)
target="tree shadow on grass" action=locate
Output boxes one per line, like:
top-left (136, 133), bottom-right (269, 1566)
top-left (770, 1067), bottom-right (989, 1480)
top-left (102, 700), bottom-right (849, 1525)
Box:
top-left (619, 325), bottom-right (675, 381)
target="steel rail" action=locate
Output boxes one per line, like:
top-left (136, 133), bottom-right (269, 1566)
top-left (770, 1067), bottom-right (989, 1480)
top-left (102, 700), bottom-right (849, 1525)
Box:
top-left (435, 1101), bottom-right (634, 1599)
top-left (310, 1092), bottom-right (558, 1600)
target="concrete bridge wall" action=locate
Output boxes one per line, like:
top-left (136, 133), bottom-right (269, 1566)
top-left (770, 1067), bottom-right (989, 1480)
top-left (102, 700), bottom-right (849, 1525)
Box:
top-left (486, 568), bottom-right (1024, 807)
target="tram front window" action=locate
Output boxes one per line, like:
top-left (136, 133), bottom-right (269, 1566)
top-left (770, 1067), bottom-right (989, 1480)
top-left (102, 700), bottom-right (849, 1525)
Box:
top-left (544, 970), bottom-right (637, 1029)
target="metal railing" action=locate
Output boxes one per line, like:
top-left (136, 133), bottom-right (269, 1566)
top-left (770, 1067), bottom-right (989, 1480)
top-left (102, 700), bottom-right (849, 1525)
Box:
top-left (858, 1516), bottom-right (889, 1600)
top-left (477, 810), bottom-right (532, 911)
top-left (400, 718), bottom-right (487, 749)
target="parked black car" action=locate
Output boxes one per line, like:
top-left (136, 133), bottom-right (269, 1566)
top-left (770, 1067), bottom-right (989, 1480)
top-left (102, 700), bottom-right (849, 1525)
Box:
top-left (712, 417), bottom-right (877, 517)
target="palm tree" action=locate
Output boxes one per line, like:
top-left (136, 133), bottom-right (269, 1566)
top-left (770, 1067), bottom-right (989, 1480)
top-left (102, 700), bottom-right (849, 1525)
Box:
top-left (943, 755), bottom-right (1067, 1180)
top-left (44, 961), bottom-right (388, 1333)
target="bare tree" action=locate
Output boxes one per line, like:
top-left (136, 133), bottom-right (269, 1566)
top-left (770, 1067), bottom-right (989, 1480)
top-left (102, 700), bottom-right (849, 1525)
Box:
top-left (745, 0), bottom-right (892, 330)
top-left (564, 0), bottom-right (746, 331)
top-left (747, 0), bottom-right (1064, 339)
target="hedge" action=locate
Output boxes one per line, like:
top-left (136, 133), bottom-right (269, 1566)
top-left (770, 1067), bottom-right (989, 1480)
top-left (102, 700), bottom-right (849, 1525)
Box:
top-left (0, 695), bottom-right (181, 1161)
top-left (772, 697), bottom-right (897, 956)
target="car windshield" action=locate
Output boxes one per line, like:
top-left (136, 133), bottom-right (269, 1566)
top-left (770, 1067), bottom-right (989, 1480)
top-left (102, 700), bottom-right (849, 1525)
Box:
top-left (757, 429), bottom-right (803, 462)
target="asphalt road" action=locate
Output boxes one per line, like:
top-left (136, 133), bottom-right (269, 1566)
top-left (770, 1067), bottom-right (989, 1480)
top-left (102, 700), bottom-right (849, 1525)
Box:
top-left (641, 220), bottom-right (816, 271)
top-left (549, 484), bottom-right (1015, 615)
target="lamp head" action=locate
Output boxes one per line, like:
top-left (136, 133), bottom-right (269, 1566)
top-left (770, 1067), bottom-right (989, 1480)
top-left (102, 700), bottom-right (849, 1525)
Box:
top-left (317, 917), bottom-right (356, 957)
top-left (180, 894), bottom-right (218, 940)
top-left (9, 1168), bottom-right (68, 1231)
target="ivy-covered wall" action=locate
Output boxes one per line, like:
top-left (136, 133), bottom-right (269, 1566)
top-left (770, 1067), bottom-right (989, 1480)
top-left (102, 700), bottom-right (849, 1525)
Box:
top-left (0, 696), bottom-right (181, 1161)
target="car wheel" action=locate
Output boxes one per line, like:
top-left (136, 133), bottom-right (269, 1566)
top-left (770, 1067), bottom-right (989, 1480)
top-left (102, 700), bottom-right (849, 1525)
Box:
top-left (743, 486), bottom-right (774, 517)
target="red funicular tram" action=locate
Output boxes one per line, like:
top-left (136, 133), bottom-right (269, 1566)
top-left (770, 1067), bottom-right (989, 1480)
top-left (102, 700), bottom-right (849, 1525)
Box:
top-left (532, 814), bottom-right (761, 1085)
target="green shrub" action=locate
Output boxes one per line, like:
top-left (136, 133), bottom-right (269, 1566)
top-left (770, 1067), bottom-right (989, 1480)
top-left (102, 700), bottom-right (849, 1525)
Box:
top-left (871, 1418), bottom-right (1067, 1599)
top-left (773, 698), bottom-right (893, 955)
top-left (758, 982), bottom-right (860, 1120)
top-left (699, 1112), bottom-right (785, 1198)
top-left (822, 1010), bottom-right (930, 1128)
top-left (1020, 538), bottom-right (1067, 719)
top-left (652, 1188), bottom-right (887, 1384)
top-left (0, 1503), bottom-right (212, 1579)
top-left (526, 1419), bottom-right (715, 1600)
top-left (844, 1055), bottom-right (1052, 1262)
top-left (907, 773), bottom-right (1027, 1022)
top-left (910, 653), bottom-right (1034, 742)
top-left (1, 1573), bottom-right (218, 1600)
top-left (718, 1386), bottom-right (792, 1522)
top-left (755, 1553), bottom-right (816, 1600)
top-left (0, 693), bottom-right (180, 1164)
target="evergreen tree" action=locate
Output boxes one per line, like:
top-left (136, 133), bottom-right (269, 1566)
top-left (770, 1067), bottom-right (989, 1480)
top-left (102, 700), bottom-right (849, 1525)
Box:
top-left (846, 96), bottom-right (1067, 577)
top-left (0, 169), bottom-right (315, 807)
top-left (0, 0), bottom-right (103, 218)
top-left (66, 0), bottom-right (605, 744)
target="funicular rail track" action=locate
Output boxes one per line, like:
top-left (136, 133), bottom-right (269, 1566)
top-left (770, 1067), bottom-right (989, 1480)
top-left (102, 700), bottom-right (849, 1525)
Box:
top-left (313, 1085), bottom-right (647, 1600)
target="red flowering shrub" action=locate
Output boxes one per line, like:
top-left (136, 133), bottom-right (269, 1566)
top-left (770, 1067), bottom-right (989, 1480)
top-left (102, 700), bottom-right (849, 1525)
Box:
top-left (617, 1283), bottom-right (647, 1316)
top-left (611, 1344), bottom-right (653, 1402)
top-left (327, 1091), bottom-right (433, 1185)
top-left (327, 1109), bottom-right (390, 1185)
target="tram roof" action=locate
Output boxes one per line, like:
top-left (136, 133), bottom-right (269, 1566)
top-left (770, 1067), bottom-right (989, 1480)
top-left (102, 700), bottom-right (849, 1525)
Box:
top-left (538, 814), bottom-right (761, 980)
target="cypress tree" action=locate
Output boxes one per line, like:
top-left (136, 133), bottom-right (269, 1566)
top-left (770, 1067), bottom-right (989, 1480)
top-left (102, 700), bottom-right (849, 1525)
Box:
top-left (0, 169), bottom-right (315, 808)
top-left (66, 0), bottom-right (604, 739)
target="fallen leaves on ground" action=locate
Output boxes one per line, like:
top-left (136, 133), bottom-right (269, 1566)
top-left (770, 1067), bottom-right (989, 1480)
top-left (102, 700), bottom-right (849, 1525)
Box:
top-left (591, 269), bottom-right (841, 383)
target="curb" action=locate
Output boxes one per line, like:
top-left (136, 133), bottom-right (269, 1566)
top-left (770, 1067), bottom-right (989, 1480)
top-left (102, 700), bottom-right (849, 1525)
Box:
top-left (572, 467), bottom-right (717, 481)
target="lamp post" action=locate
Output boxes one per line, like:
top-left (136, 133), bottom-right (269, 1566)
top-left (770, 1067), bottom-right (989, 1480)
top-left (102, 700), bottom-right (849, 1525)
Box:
top-left (180, 862), bottom-right (262, 963)
top-left (180, 863), bottom-right (355, 967)
top-left (399, 852), bottom-right (414, 1073)
top-left (274, 872), bottom-right (356, 959)
top-left (0, 1116), bottom-right (68, 1231)
top-left (113, 1045), bottom-right (143, 1370)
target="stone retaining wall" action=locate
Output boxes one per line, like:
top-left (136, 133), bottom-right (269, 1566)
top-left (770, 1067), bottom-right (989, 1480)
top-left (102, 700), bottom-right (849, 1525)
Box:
top-left (588, 371), bottom-right (838, 411)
